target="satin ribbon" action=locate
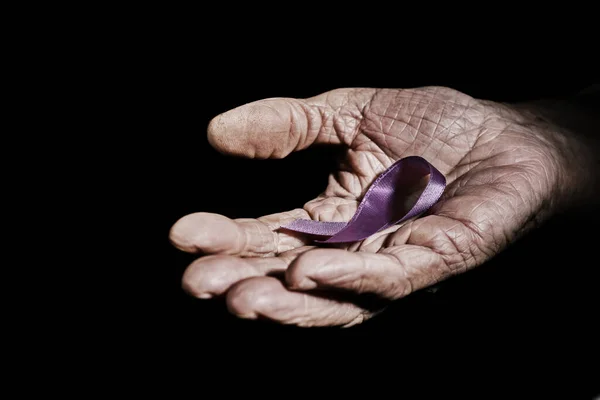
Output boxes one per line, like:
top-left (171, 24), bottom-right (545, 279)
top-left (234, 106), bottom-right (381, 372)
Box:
top-left (280, 156), bottom-right (446, 243)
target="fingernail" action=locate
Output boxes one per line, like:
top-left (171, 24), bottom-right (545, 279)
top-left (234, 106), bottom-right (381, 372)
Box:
top-left (235, 313), bottom-right (258, 320)
top-left (293, 277), bottom-right (317, 290)
top-left (197, 293), bottom-right (212, 299)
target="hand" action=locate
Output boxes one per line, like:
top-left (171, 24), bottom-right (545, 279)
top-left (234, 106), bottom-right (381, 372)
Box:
top-left (169, 86), bottom-right (591, 327)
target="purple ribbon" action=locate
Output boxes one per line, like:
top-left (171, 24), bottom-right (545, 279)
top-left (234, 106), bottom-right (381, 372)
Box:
top-left (280, 156), bottom-right (446, 243)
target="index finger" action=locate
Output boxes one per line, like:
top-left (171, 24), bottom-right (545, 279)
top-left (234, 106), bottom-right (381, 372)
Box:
top-left (169, 208), bottom-right (311, 257)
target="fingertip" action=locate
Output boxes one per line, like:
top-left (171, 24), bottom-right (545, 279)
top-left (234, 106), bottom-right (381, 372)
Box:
top-left (285, 249), bottom-right (347, 289)
top-left (182, 255), bottom-right (256, 299)
top-left (226, 277), bottom-right (283, 319)
top-left (286, 275), bottom-right (317, 291)
top-left (207, 113), bottom-right (235, 156)
top-left (168, 214), bottom-right (197, 253)
top-left (169, 212), bottom-right (239, 254)
top-left (284, 255), bottom-right (315, 290)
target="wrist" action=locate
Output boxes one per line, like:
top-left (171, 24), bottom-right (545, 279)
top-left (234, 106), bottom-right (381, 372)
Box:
top-left (514, 96), bottom-right (600, 208)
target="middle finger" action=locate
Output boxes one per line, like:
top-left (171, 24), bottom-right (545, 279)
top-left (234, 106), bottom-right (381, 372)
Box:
top-left (182, 246), bottom-right (315, 298)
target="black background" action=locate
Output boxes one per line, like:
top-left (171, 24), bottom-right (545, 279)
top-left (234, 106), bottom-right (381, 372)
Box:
top-left (26, 7), bottom-right (599, 396)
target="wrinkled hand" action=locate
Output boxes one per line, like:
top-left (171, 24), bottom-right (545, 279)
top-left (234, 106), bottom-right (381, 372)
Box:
top-left (170, 86), bottom-right (587, 327)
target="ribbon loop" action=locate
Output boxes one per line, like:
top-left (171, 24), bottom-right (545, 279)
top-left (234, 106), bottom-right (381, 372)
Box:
top-left (280, 156), bottom-right (446, 243)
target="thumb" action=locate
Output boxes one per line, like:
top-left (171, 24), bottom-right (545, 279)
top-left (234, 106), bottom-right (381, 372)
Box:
top-left (206, 89), bottom-right (372, 159)
top-left (207, 97), bottom-right (327, 159)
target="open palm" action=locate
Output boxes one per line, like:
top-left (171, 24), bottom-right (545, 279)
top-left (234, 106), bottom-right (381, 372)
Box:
top-left (170, 86), bottom-right (581, 327)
